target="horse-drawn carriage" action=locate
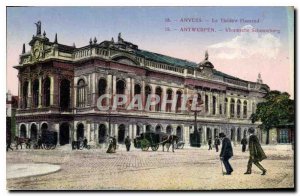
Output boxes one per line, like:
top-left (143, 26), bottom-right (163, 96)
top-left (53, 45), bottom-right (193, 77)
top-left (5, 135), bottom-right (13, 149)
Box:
top-left (32, 130), bottom-right (57, 150)
top-left (134, 131), bottom-right (183, 152)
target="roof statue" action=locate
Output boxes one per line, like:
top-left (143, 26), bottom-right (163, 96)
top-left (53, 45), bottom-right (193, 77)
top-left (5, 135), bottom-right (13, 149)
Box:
top-left (22, 43), bottom-right (25, 54)
top-left (93, 37), bottom-right (97, 44)
top-left (257, 73), bottom-right (263, 83)
top-left (205, 50), bottom-right (209, 60)
top-left (89, 38), bottom-right (92, 45)
top-left (198, 50), bottom-right (214, 69)
top-left (118, 32), bottom-right (124, 42)
top-left (35, 21), bottom-right (41, 36)
top-left (111, 37), bottom-right (114, 43)
top-left (43, 30), bottom-right (46, 37)
top-left (54, 33), bottom-right (58, 44)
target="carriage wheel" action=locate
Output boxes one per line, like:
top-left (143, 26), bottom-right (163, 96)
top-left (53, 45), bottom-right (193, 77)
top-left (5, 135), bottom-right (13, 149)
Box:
top-left (141, 145), bottom-right (149, 151)
top-left (181, 144), bottom-right (184, 149)
top-left (44, 144), bottom-right (51, 150)
top-left (79, 143), bottom-right (84, 150)
top-left (151, 144), bottom-right (159, 151)
top-left (51, 145), bottom-right (56, 150)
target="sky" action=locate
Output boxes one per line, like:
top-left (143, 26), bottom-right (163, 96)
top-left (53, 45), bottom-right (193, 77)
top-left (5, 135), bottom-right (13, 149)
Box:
top-left (6, 6), bottom-right (294, 98)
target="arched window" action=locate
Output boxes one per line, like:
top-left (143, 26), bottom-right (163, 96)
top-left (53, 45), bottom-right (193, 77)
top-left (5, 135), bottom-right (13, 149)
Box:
top-left (176, 91), bottom-right (182, 113)
top-left (118, 124), bottom-right (126, 143)
top-left (219, 104), bottom-right (222, 115)
top-left (30, 124), bottom-right (38, 141)
top-left (145, 85), bottom-right (151, 109)
top-left (98, 79), bottom-right (107, 106)
top-left (134, 84), bottom-right (141, 109)
top-left (116, 80), bottom-right (126, 108)
top-left (166, 89), bottom-right (173, 112)
top-left (20, 124), bottom-right (27, 138)
top-left (76, 123), bottom-right (84, 140)
top-left (155, 124), bottom-right (162, 133)
top-left (77, 79), bottom-right (86, 107)
top-left (243, 101), bottom-right (247, 118)
top-left (237, 99), bottom-right (241, 118)
top-left (98, 124), bottom-right (107, 144)
top-left (166, 125), bottom-right (172, 135)
top-left (231, 127), bottom-right (235, 141)
top-left (43, 77), bottom-right (51, 107)
top-left (146, 125), bottom-right (152, 132)
top-left (155, 87), bottom-right (162, 111)
top-left (136, 124), bottom-right (142, 136)
top-left (60, 79), bottom-right (70, 110)
top-left (230, 99), bottom-right (235, 118)
top-left (212, 96), bottom-right (216, 115)
top-left (205, 94), bottom-right (209, 113)
top-left (98, 79), bottom-right (107, 97)
top-left (32, 79), bottom-right (39, 108)
top-left (237, 127), bottom-right (241, 142)
top-left (22, 81), bottom-right (28, 109)
top-left (59, 123), bottom-right (70, 145)
top-left (224, 98), bottom-right (228, 115)
top-left (176, 126), bottom-right (182, 140)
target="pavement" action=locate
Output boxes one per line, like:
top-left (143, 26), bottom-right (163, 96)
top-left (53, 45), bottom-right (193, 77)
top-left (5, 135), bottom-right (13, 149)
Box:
top-left (6, 144), bottom-right (294, 190)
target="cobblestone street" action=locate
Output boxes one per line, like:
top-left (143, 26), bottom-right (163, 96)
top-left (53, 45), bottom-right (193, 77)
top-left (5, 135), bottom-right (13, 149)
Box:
top-left (6, 144), bottom-right (294, 190)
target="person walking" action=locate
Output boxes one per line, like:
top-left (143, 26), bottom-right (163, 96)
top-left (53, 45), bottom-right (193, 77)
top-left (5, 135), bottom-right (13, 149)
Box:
top-left (125, 136), bottom-right (131, 152)
top-left (208, 137), bottom-right (212, 150)
top-left (241, 136), bottom-right (248, 152)
top-left (244, 128), bottom-right (267, 175)
top-left (219, 132), bottom-right (233, 175)
top-left (214, 136), bottom-right (220, 152)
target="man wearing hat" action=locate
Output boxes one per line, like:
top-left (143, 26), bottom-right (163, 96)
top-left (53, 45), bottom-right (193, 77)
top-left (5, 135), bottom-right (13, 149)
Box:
top-left (244, 127), bottom-right (267, 175)
top-left (219, 132), bottom-right (233, 175)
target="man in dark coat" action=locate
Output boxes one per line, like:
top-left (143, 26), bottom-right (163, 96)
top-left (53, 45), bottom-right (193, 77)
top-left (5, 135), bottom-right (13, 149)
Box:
top-left (125, 136), bottom-right (131, 152)
top-left (241, 136), bottom-right (247, 152)
top-left (219, 132), bottom-right (233, 175)
top-left (208, 137), bottom-right (212, 150)
top-left (214, 136), bottom-right (220, 152)
top-left (244, 127), bottom-right (267, 175)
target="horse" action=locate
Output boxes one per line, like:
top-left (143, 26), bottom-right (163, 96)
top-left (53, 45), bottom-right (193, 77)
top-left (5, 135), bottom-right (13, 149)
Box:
top-left (160, 135), bottom-right (179, 152)
top-left (14, 136), bottom-right (31, 150)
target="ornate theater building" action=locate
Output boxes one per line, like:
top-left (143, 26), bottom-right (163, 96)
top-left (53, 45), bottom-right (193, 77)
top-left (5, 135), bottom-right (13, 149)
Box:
top-left (14, 22), bottom-right (270, 147)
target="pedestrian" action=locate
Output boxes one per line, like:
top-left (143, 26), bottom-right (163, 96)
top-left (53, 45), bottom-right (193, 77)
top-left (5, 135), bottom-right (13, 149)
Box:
top-left (83, 137), bottom-right (88, 148)
top-left (244, 127), bottom-right (267, 175)
top-left (125, 136), bottom-right (131, 152)
top-left (37, 135), bottom-right (43, 149)
top-left (208, 137), bottom-right (212, 150)
top-left (214, 136), bottom-right (220, 152)
top-left (106, 137), bottom-right (116, 153)
top-left (241, 136), bottom-right (247, 152)
top-left (219, 132), bottom-right (233, 175)
top-left (6, 139), bottom-right (13, 152)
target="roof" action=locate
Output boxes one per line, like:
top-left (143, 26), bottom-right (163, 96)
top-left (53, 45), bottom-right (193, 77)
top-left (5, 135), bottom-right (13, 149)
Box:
top-left (135, 49), bottom-right (198, 68)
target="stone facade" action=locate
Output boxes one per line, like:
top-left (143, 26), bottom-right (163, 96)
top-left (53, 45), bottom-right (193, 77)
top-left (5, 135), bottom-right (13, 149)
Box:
top-left (14, 22), bottom-right (270, 147)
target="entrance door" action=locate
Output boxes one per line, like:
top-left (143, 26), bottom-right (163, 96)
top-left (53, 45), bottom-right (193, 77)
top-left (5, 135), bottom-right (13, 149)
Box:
top-left (60, 123), bottom-right (70, 145)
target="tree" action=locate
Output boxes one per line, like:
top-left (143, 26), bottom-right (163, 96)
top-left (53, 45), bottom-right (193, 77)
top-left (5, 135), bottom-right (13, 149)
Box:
top-left (250, 91), bottom-right (294, 144)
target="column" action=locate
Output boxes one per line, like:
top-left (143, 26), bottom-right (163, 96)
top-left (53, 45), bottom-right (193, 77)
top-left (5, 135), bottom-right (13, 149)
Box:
top-left (90, 123), bottom-right (95, 143)
top-left (126, 78), bottom-right (131, 107)
top-left (54, 123), bottom-right (59, 145)
top-left (73, 77), bottom-right (77, 108)
top-left (26, 124), bottom-right (29, 138)
top-left (234, 98), bottom-right (238, 118)
top-left (27, 79), bottom-right (32, 108)
top-left (114, 124), bottom-right (118, 139)
top-left (184, 125), bottom-right (190, 145)
top-left (18, 78), bottom-right (22, 108)
top-left (150, 84), bottom-right (156, 111)
top-left (141, 80), bottom-right (145, 107)
top-left (38, 76), bottom-right (42, 108)
top-left (200, 91), bottom-right (205, 115)
top-left (106, 74), bottom-right (112, 106)
top-left (131, 78), bottom-right (135, 99)
top-left (203, 125), bottom-right (207, 144)
top-left (171, 88), bottom-right (177, 113)
top-left (91, 73), bottom-right (96, 107)
top-left (50, 76), bottom-right (54, 105)
top-left (129, 124), bottom-right (133, 139)
top-left (216, 93), bottom-right (219, 115)
top-left (161, 86), bottom-right (167, 112)
top-left (209, 91), bottom-right (213, 115)
top-left (133, 124), bottom-right (137, 139)
top-left (227, 97), bottom-right (231, 118)
top-left (240, 99), bottom-right (244, 119)
top-left (112, 76), bottom-right (117, 100)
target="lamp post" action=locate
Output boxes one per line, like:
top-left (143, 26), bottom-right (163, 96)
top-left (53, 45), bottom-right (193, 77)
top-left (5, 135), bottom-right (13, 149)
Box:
top-left (189, 95), bottom-right (203, 147)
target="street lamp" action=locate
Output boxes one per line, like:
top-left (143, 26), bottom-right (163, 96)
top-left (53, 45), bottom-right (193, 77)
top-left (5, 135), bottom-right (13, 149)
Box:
top-left (188, 94), bottom-right (203, 147)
